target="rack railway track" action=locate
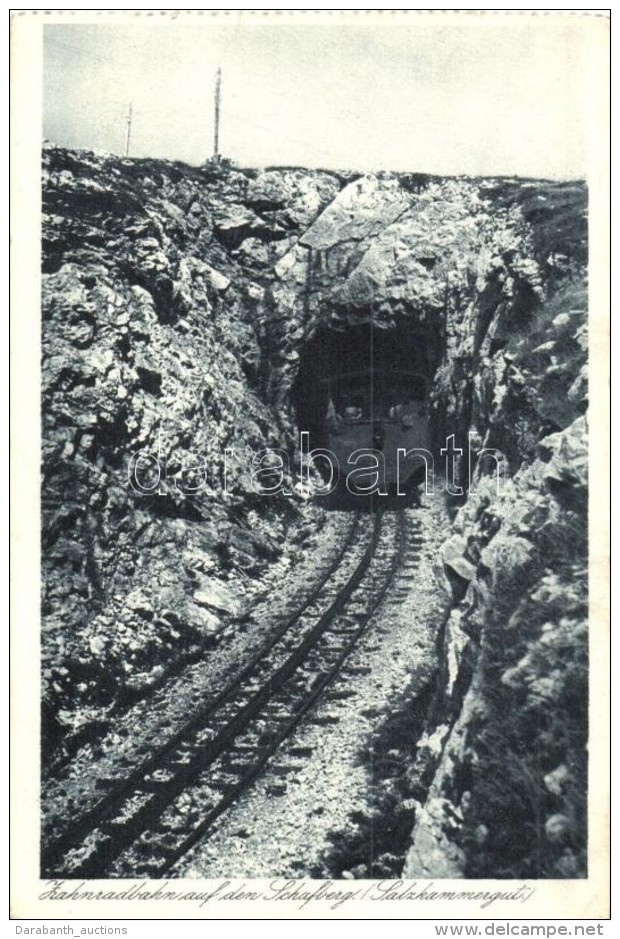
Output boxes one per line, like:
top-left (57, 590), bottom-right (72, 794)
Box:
top-left (43, 508), bottom-right (412, 879)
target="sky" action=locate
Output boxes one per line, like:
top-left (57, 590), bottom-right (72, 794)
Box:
top-left (42, 14), bottom-right (605, 179)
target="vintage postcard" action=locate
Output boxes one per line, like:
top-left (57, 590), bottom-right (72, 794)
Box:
top-left (10, 9), bottom-right (610, 921)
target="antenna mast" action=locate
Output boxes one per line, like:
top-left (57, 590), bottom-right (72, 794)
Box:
top-left (213, 67), bottom-right (221, 162)
top-left (125, 103), bottom-right (133, 158)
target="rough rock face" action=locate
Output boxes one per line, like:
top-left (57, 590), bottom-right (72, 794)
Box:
top-left (41, 145), bottom-right (341, 758)
top-left (42, 144), bottom-right (589, 878)
top-left (401, 236), bottom-right (589, 876)
top-left (403, 417), bottom-right (588, 879)
top-left (261, 166), bottom-right (589, 878)
top-left (264, 174), bottom-right (584, 434)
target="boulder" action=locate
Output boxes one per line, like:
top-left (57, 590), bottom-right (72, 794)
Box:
top-left (402, 797), bottom-right (466, 878)
top-left (442, 534), bottom-right (476, 582)
top-left (542, 416), bottom-right (588, 488)
top-left (246, 170), bottom-right (340, 228)
top-left (192, 577), bottom-right (243, 617)
top-left (207, 266), bottom-right (231, 293)
top-left (245, 172), bottom-right (291, 210)
top-left (186, 603), bottom-right (221, 637)
top-left (124, 590), bottom-right (153, 617)
top-left (299, 175), bottom-right (409, 251)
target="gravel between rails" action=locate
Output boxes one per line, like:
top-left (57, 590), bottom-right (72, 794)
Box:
top-left (175, 493), bottom-right (449, 879)
top-left (42, 510), bottom-right (355, 845)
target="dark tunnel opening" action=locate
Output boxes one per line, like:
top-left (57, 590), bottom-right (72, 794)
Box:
top-left (292, 322), bottom-right (441, 506)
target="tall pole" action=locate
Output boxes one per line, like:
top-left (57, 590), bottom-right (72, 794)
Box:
top-left (213, 67), bottom-right (221, 162)
top-left (125, 103), bottom-right (133, 158)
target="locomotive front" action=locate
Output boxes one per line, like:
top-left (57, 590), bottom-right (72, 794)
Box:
top-left (323, 369), bottom-right (431, 497)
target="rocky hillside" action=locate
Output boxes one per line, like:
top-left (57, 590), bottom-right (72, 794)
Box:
top-left (399, 189), bottom-right (589, 881)
top-left (41, 145), bottom-right (341, 758)
top-left (261, 164), bottom-right (588, 879)
top-left (41, 144), bottom-right (588, 878)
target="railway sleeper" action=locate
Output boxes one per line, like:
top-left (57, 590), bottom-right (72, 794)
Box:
top-left (326, 623), bottom-right (362, 638)
top-left (219, 758), bottom-right (256, 775)
top-left (210, 770), bottom-right (246, 791)
top-left (325, 688), bottom-right (357, 701)
top-left (59, 830), bottom-right (113, 876)
top-left (266, 762), bottom-right (299, 777)
top-left (158, 812), bottom-right (194, 832)
top-left (193, 727), bottom-right (220, 746)
top-left (169, 751), bottom-right (194, 766)
top-left (260, 701), bottom-right (294, 720)
top-left (227, 740), bottom-right (261, 754)
top-left (103, 808), bottom-right (156, 839)
top-left (287, 745), bottom-right (314, 758)
top-left (46, 513), bottom-right (395, 878)
top-left (142, 774), bottom-right (179, 791)
top-left (305, 713), bottom-right (340, 726)
top-left (342, 664), bottom-right (373, 676)
top-left (328, 614), bottom-right (358, 629)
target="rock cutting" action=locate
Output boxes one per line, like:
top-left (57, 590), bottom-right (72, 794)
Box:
top-left (41, 142), bottom-right (589, 881)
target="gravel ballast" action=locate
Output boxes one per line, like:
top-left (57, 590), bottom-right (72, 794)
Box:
top-left (176, 494), bottom-right (449, 879)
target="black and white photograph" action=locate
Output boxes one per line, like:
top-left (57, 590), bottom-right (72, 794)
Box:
top-left (10, 9), bottom-right (610, 921)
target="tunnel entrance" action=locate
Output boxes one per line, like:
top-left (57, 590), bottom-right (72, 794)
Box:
top-left (292, 323), bottom-right (439, 502)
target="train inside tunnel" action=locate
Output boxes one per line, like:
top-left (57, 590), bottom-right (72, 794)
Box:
top-left (292, 323), bottom-right (441, 499)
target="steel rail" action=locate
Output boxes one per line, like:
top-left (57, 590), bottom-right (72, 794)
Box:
top-left (43, 511), bottom-right (363, 875)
